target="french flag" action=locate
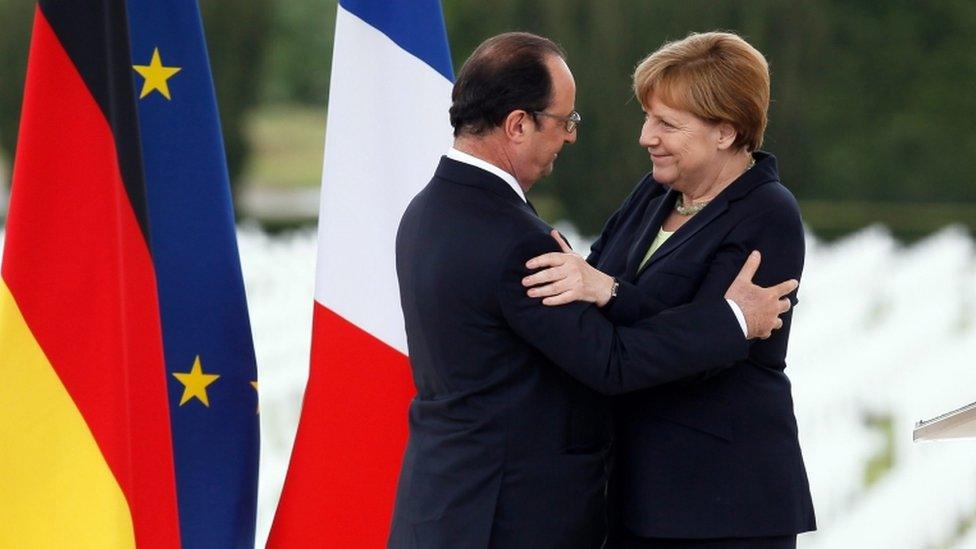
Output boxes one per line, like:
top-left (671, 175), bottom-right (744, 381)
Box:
top-left (268, 1), bottom-right (453, 546)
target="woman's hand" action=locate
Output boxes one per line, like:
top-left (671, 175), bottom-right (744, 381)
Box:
top-left (522, 230), bottom-right (616, 307)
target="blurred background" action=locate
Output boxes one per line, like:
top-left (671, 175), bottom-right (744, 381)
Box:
top-left (2, 0), bottom-right (975, 236)
top-left (1, 1), bottom-right (975, 547)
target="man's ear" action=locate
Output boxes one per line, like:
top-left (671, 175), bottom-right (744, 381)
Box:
top-left (716, 121), bottom-right (738, 151)
top-left (504, 110), bottom-right (531, 143)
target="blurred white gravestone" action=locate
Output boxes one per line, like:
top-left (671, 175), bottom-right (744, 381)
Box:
top-left (914, 401), bottom-right (976, 441)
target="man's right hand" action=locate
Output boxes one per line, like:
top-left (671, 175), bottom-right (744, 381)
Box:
top-left (724, 251), bottom-right (798, 340)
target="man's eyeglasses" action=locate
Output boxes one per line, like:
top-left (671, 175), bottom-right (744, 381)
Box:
top-left (533, 110), bottom-right (581, 133)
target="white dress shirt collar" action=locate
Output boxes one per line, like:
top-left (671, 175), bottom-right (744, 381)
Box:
top-left (446, 147), bottom-right (527, 203)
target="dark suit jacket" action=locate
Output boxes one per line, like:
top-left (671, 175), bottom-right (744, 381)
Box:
top-left (589, 152), bottom-right (817, 540)
top-left (388, 157), bottom-right (751, 549)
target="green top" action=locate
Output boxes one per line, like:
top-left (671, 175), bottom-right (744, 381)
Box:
top-left (638, 228), bottom-right (674, 271)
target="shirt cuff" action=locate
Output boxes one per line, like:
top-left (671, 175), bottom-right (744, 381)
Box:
top-left (726, 298), bottom-right (748, 338)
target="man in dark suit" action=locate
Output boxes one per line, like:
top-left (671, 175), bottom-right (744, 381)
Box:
top-left (388, 32), bottom-right (798, 549)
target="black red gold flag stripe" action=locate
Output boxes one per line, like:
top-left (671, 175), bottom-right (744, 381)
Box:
top-left (0, 1), bottom-right (179, 546)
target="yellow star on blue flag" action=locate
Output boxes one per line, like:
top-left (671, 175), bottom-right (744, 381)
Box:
top-left (172, 356), bottom-right (220, 407)
top-left (128, 1), bottom-right (260, 542)
top-left (133, 47), bottom-right (181, 100)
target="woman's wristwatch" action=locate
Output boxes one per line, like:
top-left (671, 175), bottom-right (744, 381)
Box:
top-left (607, 277), bottom-right (620, 304)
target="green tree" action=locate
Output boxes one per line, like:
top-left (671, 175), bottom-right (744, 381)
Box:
top-left (200, 0), bottom-right (272, 195)
top-left (260, 0), bottom-right (336, 104)
top-left (442, 0), bottom-right (976, 234)
top-left (2, 0), bottom-right (974, 235)
top-left (0, 1), bottom-right (36, 165)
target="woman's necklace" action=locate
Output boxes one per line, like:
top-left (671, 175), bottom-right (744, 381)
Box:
top-left (674, 195), bottom-right (709, 216)
top-left (674, 157), bottom-right (755, 216)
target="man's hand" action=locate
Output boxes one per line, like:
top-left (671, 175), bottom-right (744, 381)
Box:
top-left (725, 251), bottom-right (798, 340)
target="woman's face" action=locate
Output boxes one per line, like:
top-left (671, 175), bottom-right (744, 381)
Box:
top-left (638, 90), bottom-right (726, 191)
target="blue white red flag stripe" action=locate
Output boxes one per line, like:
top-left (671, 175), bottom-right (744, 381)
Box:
top-left (268, 1), bottom-right (454, 546)
top-left (341, 0), bottom-right (453, 80)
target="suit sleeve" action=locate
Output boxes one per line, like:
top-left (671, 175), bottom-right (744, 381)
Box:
top-left (498, 231), bottom-right (749, 395)
top-left (691, 199), bottom-right (805, 371)
top-left (598, 278), bottom-right (656, 326)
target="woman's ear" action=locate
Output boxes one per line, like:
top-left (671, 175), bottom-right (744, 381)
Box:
top-left (716, 121), bottom-right (738, 150)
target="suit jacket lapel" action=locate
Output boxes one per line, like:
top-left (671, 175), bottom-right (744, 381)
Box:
top-left (633, 152), bottom-right (781, 277)
top-left (637, 196), bottom-right (730, 276)
top-left (625, 189), bottom-right (676, 279)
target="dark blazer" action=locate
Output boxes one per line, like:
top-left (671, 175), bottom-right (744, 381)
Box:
top-left (389, 157), bottom-right (751, 549)
top-left (589, 152), bottom-right (817, 540)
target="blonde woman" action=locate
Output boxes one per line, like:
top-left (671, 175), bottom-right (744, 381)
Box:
top-left (524, 32), bottom-right (816, 548)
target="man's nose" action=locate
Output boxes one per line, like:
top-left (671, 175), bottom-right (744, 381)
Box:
top-left (565, 130), bottom-right (578, 144)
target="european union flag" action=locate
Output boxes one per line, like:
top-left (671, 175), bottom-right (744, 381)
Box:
top-left (126, 1), bottom-right (259, 547)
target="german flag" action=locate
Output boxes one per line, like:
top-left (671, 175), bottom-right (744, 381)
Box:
top-left (0, 1), bottom-right (180, 546)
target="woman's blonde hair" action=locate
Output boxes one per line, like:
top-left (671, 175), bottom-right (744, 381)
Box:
top-left (633, 31), bottom-right (770, 151)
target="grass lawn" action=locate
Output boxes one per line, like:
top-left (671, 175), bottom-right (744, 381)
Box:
top-left (243, 104), bottom-right (326, 189)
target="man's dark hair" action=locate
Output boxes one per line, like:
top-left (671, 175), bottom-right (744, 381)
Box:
top-left (450, 32), bottom-right (566, 137)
